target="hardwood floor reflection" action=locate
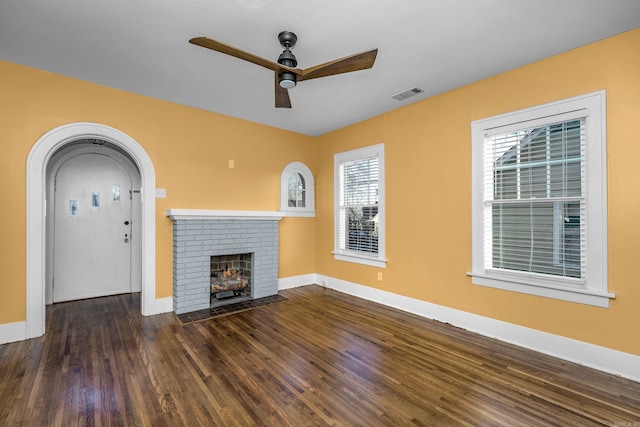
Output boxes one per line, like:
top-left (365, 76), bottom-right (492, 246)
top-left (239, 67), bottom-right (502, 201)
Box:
top-left (0, 285), bottom-right (638, 426)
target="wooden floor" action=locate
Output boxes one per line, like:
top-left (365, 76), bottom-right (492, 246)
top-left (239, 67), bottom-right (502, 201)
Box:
top-left (1, 286), bottom-right (639, 426)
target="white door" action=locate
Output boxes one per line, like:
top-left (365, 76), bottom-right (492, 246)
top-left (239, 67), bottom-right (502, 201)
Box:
top-left (53, 153), bottom-right (133, 302)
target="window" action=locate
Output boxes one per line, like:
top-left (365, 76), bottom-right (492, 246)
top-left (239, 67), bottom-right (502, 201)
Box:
top-left (280, 162), bottom-right (315, 217)
top-left (288, 172), bottom-right (306, 208)
top-left (470, 91), bottom-right (613, 307)
top-left (334, 144), bottom-right (386, 267)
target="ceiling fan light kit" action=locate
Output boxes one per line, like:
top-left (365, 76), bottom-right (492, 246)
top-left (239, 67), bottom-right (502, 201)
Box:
top-left (278, 73), bottom-right (297, 89)
top-left (189, 31), bottom-right (378, 108)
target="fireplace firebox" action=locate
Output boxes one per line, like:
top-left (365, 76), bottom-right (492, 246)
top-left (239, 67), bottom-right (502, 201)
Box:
top-left (210, 253), bottom-right (252, 305)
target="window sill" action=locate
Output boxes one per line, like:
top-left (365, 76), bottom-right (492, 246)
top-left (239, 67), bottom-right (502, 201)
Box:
top-left (333, 252), bottom-right (387, 268)
top-left (467, 271), bottom-right (615, 308)
top-left (280, 209), bottom-right (316, 218)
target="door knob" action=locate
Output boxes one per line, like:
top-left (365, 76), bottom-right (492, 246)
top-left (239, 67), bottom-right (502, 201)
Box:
top-left (124, 221), bottom-right (130, 225)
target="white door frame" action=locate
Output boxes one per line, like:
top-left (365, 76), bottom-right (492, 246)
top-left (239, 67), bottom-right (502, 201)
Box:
top-left (27, 122), bottom-right (156, 339)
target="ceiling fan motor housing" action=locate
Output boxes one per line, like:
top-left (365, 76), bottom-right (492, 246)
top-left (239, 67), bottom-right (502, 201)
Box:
top-left (277, 49), bottom-right (297, 67)
top-left (277, 31), bottom-right (298, 88)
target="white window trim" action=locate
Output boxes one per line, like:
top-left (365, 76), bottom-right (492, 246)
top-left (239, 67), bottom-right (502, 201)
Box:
top-left (280, 162), bottom-right (315, 217)
top-left (333, 143), bottom-right (387, 268)
top-left (469, 91), bottom-right (614, 307)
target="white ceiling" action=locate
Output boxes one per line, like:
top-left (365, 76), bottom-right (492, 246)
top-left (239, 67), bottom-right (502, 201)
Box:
top-left (1, 0), bottom-right (639, 136)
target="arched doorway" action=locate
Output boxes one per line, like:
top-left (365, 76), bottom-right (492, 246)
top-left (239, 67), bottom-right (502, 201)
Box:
top-left (26, 123), bottom-right (157, 339)
top-left (47, 143), bottom-right (142, 303)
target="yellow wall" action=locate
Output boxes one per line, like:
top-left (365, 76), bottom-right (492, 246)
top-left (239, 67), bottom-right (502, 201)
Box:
top-left (2, 28), bottom-right (639, 359)
top-left (0, 60), bottom-right (316, 324)
top-left (315, 28), bottom-right (640, 357)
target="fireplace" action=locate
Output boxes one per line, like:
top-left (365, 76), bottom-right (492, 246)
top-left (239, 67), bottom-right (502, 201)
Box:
top-left (167, 209), bottom-right (284, 315)
top-left (210, 253), bottom-right (252, 306)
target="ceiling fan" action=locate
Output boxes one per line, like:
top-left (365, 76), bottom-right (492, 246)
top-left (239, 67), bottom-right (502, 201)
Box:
top-left (189, 31), bottom-right (378, 108)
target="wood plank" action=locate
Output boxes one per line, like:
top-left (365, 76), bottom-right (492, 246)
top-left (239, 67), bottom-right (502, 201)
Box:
top-left (0, 286), bottom-right (638, 426)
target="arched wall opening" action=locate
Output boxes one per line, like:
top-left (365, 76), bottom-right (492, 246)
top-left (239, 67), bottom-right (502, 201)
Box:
top-left (26, 122), bottom-right (157, 338)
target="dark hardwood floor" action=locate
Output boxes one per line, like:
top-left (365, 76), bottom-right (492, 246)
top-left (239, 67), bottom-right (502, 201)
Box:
top-left (1, 285), bottom-right (639, 426)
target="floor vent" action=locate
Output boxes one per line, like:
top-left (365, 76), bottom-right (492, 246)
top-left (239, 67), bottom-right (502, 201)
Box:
top-left (392, 87), bottom-right (424, 101)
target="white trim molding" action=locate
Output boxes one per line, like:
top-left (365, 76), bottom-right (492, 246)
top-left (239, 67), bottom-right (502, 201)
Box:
top-left (470, 91), bottom-right (611, 307)
top-left (155, 297), bottom-right (173, 314)
top-left (166, 209), bottom-right (285, 221)
top-left (26, 122), bottom-right (157, 340)
top-left (278, 274), bottom-right (319, 290)
top-left (280, 161), bottom-right (316, 217)
top-left (309, 275), bottom-right (640, 383)
top-left (334, 143), bottom-right (386, 268)
top-left (0, 321), bottom-right (27, 345)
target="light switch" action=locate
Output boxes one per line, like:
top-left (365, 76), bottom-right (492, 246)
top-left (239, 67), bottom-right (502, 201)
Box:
top-left (229, 159), bottom-right (235, 168)
top-left (155, 188), bottom-right (166, 198)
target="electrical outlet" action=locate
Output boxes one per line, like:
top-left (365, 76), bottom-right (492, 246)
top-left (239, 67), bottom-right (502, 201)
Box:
top-left (377, 272), bottom-right (383, 281)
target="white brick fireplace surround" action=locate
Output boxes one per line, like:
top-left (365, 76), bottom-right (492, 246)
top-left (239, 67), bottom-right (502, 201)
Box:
top-left (166, 210), bottom-right (285, 314)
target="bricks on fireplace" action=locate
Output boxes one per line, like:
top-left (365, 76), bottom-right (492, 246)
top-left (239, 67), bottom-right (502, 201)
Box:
top-left (171, 218), bottom-right (280, 314)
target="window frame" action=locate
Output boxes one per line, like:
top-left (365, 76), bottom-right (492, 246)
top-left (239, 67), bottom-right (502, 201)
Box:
top-left (333, 143), bottom-right (386, 268)
top-left (280, 162), bottom-right (315, 217)
top-left (470, 91), bottom-right (613, 307)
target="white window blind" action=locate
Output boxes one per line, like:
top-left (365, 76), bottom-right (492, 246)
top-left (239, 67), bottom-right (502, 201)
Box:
top-left (485, 119), bottom-right (585, 280)
top-left (339, 156), bottom-right (379, 254)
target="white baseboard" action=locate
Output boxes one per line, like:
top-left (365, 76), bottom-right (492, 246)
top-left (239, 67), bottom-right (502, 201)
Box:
top-left (155, 297), bottom-right (173, 314)
top-left (279, 273), bottom-right (318, 290)
top-left (0, 321), bottom-right (27, 344)
top-left (311, 274), bottom-right (640, 383)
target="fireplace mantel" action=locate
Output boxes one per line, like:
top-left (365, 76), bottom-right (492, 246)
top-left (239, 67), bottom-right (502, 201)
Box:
top-left (166, 209), bottom-right (285, 221)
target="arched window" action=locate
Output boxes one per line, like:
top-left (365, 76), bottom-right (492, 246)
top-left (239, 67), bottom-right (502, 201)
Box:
top-left (288, 171), bottom-right (306, 208)
top-left (280, 162), bottom-right (315, 217)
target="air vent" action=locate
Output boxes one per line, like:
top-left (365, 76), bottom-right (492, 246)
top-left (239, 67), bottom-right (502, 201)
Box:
top-left (392, 87), bottom-right (424, 101)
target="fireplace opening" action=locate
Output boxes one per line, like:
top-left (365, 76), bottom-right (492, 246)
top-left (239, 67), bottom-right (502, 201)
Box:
top-left (210, 253), bottom-right (252, 307)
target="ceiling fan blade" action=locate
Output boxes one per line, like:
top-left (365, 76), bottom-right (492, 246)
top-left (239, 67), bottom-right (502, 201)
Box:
top-left (299, 49), bottom-right (378, 81)
top-left (274, 74), bottom-right (292, 108)
top-left (189, 37), bottom-right (300, 74)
